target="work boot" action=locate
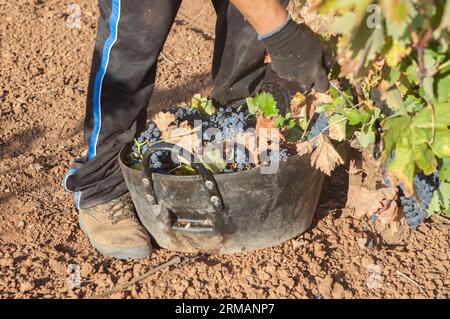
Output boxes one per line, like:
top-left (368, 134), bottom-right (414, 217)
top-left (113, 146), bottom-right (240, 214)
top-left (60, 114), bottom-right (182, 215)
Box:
top-left (78, 193), bottom-right (152, 260)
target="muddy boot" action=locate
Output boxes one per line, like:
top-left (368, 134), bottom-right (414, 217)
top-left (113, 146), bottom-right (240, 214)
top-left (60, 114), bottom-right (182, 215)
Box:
top-left (78, 193), bottom-right (152, 260)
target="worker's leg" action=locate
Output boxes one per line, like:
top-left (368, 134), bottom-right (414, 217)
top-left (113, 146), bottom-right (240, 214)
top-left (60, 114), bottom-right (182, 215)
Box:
top-left (64, 0), bottom-right (182, 209)
top-left (210, 0), bottom-right (290, 106)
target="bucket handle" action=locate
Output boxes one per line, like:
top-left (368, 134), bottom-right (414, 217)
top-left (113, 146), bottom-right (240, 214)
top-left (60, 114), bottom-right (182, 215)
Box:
top-left (141, 142), bottom-right (225, 212)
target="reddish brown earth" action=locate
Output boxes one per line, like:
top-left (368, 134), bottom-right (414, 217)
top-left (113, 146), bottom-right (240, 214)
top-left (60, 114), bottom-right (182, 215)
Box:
top-left (0, 0), bottom-right (449, 299)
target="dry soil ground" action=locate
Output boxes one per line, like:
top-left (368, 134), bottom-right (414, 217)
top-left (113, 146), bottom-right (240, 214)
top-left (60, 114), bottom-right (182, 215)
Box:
top-left (0, 0), bottom-right (449, 299)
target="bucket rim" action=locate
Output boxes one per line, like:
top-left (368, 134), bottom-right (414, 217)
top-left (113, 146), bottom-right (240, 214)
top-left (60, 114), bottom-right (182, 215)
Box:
top-left (119, 143), bottom-right (310, 182)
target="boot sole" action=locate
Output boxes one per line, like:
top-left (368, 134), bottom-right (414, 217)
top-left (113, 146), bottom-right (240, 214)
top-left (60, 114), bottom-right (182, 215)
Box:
top-left (78, 216), bottom-right (152, 260)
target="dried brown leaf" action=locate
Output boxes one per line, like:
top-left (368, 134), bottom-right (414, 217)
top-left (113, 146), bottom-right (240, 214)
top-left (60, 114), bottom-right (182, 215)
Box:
top-left (309, 134), bottom-right (344, 176)
top-left (348, 159), bottom-right (363, 175)
top-left (376, 199), bottom-right (410, 245)
top-left (149, 111), bottom-right (176, 132)
top-left (256, 113), bottom-right (283, 152)
top-left (255, 113), bottom-right (276, 131)
top-left (290, 92), bottom-right (307, 118)
top-left (346, 185), bottom-right (397, 218)
top-left (163, 121), bottom-right (202, 162)
top-left (305, 91), bottom-right (333, 118)
top-left (296, 140), bottom-right (313, 156)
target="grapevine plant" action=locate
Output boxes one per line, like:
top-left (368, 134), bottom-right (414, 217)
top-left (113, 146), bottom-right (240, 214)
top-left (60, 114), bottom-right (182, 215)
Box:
top-left (298, 0), bottom-right (450, 219)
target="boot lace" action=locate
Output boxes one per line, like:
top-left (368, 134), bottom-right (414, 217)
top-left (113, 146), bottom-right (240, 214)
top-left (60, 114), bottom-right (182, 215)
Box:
top-left (108, 198), bottom-right (138, 225)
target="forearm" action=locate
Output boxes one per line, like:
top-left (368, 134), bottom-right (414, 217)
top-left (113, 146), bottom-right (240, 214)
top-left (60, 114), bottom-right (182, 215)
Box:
top-left (230, 0), bottom-right (288, 35)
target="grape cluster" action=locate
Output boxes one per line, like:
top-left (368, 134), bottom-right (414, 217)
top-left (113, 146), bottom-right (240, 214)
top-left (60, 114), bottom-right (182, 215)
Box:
top-left (208, 107), bottom-right (249, 142)
top-left (166, 106), bottom-right (202, 126)
top-left (308, 112), bottom-right (329, 140)
top-left (131, 122), bottom-right (164, 170)
top-left (202, 107), bottom-right (256, 171)
top-left (132, 122), bottom-right (160, 154)
top-left (399, 172), bottom-right (439, 230)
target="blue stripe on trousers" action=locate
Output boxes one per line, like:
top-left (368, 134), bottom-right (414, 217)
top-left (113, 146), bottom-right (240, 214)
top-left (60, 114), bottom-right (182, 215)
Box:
top-left (87, 0), bottom-right (121, 160)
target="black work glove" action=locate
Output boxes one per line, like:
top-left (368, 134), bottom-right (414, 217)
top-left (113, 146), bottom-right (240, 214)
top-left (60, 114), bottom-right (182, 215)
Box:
top-left (262, 19), bottom-right (331, 93)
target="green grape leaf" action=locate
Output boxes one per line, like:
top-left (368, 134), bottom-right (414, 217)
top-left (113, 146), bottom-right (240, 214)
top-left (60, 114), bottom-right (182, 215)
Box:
top-left (274, 116), bottom-right (285, 128)
top-left (404, 95), bottom-right (425, 113)
top-left (423, 76), bottom-right (435, 101)
top-left (386, 145), bottom-right (415, 192)
top-left (386, 87), bottom-right (407, 114)
top-left (405, 64), bottom-right (419, 85)
top-left (381, 0), bottom-right (411, 38)
top-left (385, 40), bottom-right (411, 67)
top-left (411, 107), bottom-right (434, 144)
top-left (204, 102), bottom-right (216, 116)
top-left (431, 128), bottom-right (450, 158)
top-left (414, 143), bottom-right (437, 175)
top-left (436, 74), bottom-right (450, 103)
top-left (435, 102), bottom-right (450, 126)
top-left (382, 109), bottom-right (442, 194)
top-left (382, 116), bottom-right (410, 157)
top-left (286, 118), bottom-right (296, 130)
top-left (438, 0), bottom-right (450, 31)
top-left (246, 97), bottom-right (258, 115)
top-left (246, 92), bottom-right (279, 117)
top-left (424, 48), bottom-right (438, 70)
top-left (429, 181), bottom-right (450, 215)
top-left (256, 92), bottom-right (279, 116)
top-left (344, 109), bottom-right (363, 125)
top-left (439, 157), bottom-right (450, 181)
top-left (190, 94), bottom-right (216, 115)
top-left (332, 12), bottom-right (358, 34)
top-left (358, 123), bottom-right (376, 149)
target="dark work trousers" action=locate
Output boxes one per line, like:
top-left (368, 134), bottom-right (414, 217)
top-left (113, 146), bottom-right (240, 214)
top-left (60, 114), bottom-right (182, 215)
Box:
top-left (64, 0), bottom-right (290, 209)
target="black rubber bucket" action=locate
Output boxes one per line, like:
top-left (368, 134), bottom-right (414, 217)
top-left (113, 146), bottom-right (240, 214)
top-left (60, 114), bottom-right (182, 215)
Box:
top-left (119, 142), bottom-right (325, 254)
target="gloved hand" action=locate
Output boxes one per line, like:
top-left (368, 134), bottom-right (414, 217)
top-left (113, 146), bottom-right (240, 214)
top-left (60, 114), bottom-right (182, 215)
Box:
top-left (262, 19), bottom-right (331, 93)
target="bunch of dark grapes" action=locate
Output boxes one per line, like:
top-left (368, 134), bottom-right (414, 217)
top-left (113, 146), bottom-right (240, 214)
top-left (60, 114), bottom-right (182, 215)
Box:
top-left (399, 172), bottom-right (439, 230)
top-left (165, 106), bottom-right (203, 126)
top-left (308, 112), bottom-right (329, 140)
top-left (131, 122), bottom-right (164, 170)
top-left (132, 123), bottom-right (160, 153)
top-left (208, 107), bottom-right (249, 142)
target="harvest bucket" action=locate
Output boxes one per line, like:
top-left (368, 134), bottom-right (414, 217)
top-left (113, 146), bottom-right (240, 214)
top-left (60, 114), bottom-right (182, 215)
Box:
top-left (119, 141), bottom-right (325, 254)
